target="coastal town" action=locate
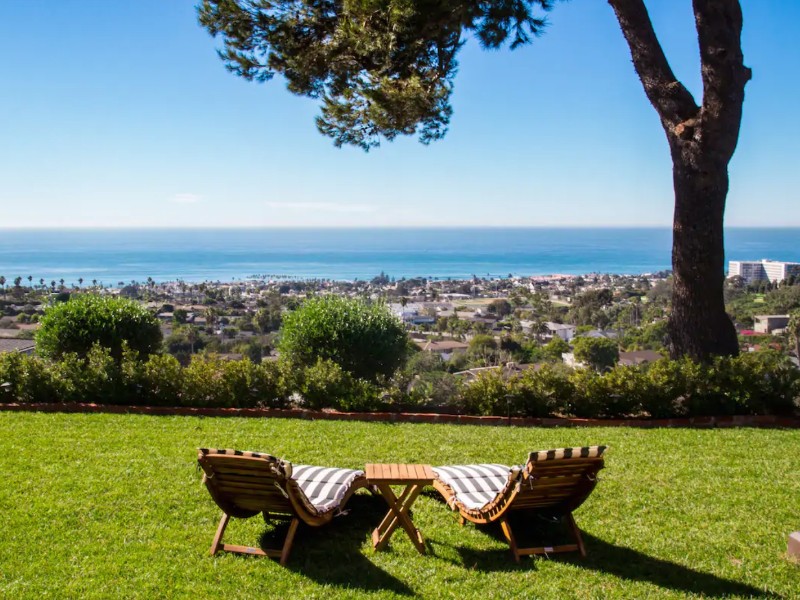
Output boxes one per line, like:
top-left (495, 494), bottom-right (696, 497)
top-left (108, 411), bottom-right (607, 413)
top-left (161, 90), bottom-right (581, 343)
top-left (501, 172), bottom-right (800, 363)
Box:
top-left (3, 259), bottom-right (799, 376)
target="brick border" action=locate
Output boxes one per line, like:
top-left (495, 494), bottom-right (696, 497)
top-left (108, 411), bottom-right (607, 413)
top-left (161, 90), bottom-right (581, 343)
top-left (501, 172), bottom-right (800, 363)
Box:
top-left (0, 402), bottom-right (798, 428)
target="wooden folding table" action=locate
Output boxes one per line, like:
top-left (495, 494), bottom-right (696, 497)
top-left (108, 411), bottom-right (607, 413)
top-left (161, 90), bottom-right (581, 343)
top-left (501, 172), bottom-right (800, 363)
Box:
top-left (365, 463), bottom-right (434, 554)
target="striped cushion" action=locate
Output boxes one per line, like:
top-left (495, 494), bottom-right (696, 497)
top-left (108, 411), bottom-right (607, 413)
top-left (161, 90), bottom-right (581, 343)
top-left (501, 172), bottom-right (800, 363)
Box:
top-left (291, 465), bottom-right (365, 514)
top-left (528, 445), bottom-right (607, 463)
top-left (433, 464), bottom-right (518, 510)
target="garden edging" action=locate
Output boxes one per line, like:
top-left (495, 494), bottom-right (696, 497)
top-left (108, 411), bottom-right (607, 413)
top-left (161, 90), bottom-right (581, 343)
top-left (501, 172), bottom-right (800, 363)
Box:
top-left (1, 402), bottom-right (798, 428)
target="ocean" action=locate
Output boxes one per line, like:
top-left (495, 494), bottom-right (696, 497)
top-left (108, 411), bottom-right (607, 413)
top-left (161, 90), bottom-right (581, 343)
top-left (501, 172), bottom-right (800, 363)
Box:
top-left (0, 228), bottom-right (797, 284)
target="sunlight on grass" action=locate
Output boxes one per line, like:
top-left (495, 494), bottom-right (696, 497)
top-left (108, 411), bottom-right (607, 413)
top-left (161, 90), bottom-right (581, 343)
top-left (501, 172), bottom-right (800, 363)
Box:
top-left (0, 413), bottom-right (797, 598)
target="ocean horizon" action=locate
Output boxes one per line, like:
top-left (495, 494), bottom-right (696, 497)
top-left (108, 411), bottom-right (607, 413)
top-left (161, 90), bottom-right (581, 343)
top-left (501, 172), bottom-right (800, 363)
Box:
top-left (1, 227), bottom-right (798, 284)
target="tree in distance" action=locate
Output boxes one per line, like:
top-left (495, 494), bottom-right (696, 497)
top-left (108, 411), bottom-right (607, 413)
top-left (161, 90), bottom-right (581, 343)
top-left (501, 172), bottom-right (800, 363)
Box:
top-left (278, 295), bottom-right (408, 381)
top-left (36, 294), bottom-right (162, 362)
top-left (198, 0), bottom-right (749, 362)
top-left (572, 336), bottom-right (620, 372)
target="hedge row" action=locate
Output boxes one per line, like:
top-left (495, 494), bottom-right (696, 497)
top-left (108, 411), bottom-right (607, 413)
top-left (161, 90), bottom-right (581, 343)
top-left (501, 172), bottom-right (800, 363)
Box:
top-left (1, 347), bottom-right (798, 418)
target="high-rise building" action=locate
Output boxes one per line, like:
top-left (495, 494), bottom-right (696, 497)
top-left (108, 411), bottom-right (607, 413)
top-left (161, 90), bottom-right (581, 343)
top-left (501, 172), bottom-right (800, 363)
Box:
top-left (728, 259), bottom-right (800, 284)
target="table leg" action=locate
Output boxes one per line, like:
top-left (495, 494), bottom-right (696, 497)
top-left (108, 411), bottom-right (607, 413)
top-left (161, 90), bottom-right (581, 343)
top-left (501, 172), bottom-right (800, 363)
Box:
top-left (373, 483), bottom-right (426, 554)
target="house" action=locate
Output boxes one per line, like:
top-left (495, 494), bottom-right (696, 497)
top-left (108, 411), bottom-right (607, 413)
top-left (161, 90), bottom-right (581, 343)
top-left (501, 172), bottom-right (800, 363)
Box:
top-left (454, 362), bottom-right (542, 383)
top-left (0, 338), bottom-right (36, 355)
top-left (753, 315), bottom-right (790, 334)
top-left (581, 329), bottom-right (618, 340)
top-left (618, 350), bottom-right (663, 366)
top-left (415, 339), bottom-right (469, 361)
top-left (546, 322), bottom-right (577, 342)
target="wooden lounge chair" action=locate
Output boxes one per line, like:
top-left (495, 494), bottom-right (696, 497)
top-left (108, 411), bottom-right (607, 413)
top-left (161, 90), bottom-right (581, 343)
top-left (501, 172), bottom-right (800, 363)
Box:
top-left (432, 445), bottom-right (606, 562)
top-left (197, 448), bottom-right (368, 565)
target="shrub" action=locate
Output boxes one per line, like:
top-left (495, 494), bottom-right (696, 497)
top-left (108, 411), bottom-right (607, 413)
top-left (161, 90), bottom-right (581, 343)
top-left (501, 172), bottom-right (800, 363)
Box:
top-left (183, 355), bottom-right (285, 408)
top-left (509, 364), bottom-right (573, 417)
top-left (461, 370), bottom-right (509, 416)
top-left (408, 371), bottom-right (463, 410)
top-left (298, 358), bottom-right (381, 412)
top-left (278, 296), bottom-right (408, 381)
top-left (572, 337), bottom-right (619, 372)
top-left (36, 294), bottom-right (162, 361)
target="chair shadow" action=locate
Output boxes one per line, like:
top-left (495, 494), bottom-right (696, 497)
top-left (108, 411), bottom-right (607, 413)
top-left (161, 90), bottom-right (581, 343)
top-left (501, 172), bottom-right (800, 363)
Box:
top-left (266, 493), bottom-right (414, 595)
top-left (440, 513), bottom-right (781, 598)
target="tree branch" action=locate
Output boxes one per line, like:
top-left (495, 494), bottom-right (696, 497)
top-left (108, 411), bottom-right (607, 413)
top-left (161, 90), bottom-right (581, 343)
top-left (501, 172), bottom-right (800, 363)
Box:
top-left (693, 0), bottom-right (751, 157)
top-left (607, 0), bottom-right (699, 130)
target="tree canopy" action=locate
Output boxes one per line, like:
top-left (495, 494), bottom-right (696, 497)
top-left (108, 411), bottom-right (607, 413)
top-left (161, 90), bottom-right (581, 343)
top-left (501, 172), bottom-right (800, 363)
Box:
top-left (198, 0), bottom-right (554, 150)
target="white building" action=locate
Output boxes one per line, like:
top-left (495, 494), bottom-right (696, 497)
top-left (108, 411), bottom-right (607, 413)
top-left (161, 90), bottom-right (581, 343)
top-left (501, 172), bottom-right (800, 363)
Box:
top-left (546, 322), bottom-right (577, 342)
top-left (753, 315), bottom-right (790, 334)
top-left (728, 259), bottom-right (800, 284)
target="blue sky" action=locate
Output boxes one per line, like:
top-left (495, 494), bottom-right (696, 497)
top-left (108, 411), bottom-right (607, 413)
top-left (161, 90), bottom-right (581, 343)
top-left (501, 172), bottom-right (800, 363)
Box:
top-left (0, 0), bottom-right (797, 228)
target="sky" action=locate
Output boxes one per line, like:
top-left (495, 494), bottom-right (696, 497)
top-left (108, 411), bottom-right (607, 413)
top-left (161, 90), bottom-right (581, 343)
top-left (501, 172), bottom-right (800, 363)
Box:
top-left (0, 0), bottom-right (798, 228)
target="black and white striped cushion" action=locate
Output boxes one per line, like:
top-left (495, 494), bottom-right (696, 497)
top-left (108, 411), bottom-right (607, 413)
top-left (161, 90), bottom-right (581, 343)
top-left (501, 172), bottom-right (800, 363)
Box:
top-left (433, 464), bottom-right (517, 510)
top-left (291, 465), bottom-right (364, 513)
top-left (528, 445), bottom-right (607, 463)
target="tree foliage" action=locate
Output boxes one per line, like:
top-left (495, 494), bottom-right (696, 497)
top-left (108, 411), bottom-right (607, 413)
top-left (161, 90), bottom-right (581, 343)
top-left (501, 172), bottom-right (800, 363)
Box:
top-left (572, 336), bottom-right (619, 372)
top-left (278, 295), bottom-right (408, 381)
top-left (36, 294), bottom-right (162, 361)
top-left (197, 0), bottom-right (554, 149)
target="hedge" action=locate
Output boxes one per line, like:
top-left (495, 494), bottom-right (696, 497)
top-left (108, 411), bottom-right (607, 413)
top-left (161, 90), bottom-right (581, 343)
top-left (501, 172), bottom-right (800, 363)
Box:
top-left (0, 347), bottom-right (798, 418)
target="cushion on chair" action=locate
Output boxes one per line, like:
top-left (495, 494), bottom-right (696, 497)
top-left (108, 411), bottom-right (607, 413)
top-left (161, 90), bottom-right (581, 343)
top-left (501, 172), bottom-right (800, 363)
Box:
top-left (528, 445), bottom-right (607, 463)
top-left (432, 464), bottom-right (519, 511)
top-left (291, 465), bottom-right (365, 513)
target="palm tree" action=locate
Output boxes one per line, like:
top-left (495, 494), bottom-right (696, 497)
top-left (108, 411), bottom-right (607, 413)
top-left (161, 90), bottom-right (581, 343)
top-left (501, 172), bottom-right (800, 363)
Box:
top-left (78, 278), bottom-right (84, 288)
top-left (0, 276), bottom-right (5, 298)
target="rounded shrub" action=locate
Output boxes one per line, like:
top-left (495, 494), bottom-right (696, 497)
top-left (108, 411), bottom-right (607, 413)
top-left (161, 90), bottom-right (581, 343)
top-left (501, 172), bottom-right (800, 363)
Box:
top-left (36, 294), bottom-right (162, 361)
top-left (278, 296), bottom-right (408, 382)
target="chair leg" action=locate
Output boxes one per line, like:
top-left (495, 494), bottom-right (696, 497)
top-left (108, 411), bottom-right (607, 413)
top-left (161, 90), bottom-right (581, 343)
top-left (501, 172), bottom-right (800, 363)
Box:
top-left (567, 513), bottom-right (587, 558)
top-left (279, 518), bottom-right (300, 566)
top-left (500, 517), bottom-right (521, 563)
top-left (210, 512), bottom-right (231, 556)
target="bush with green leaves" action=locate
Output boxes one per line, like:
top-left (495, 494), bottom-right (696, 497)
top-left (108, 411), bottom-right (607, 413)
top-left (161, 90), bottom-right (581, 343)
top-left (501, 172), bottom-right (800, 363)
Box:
top-left (572, 336), bottom-right (620, 372)
top-left (36, 294), bottom-right (162, 361)
top-left (509, 364), bottom-right (573, 417)
top-left (2, 343), bottom-right (797, 418)
top-left (278, 295), bottom-right (408, 381)
top-left (183, 355), bottom-right (285, 408)
top-left (297, 358), bottom-right (382, 412)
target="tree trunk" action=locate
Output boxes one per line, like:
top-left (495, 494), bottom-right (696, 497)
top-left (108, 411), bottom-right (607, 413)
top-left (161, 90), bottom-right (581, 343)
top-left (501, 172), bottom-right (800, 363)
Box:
top-left (668, 139), bottom-right (739, 359)
top-left (608, 0), bottom-right (750, 360)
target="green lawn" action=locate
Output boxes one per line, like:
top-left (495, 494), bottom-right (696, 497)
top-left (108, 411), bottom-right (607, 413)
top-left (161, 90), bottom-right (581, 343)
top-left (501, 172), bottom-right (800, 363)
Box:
top-left (0, 412), bottom-right (797, 599)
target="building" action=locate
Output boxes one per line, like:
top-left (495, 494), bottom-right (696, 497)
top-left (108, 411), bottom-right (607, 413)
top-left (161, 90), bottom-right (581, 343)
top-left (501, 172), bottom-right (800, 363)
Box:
top-left (545, 322), bottom-right (577, 342)
top-left (414, 339), bottom-right (469, 361)
top-left (0, 338), bottom-right (36, 355)
top-left (618, 350), bottom-right (663, 366)
top-left (753, 315), bottom-right (790, 334)
top-left (728, 259), bottom-right (800, 284)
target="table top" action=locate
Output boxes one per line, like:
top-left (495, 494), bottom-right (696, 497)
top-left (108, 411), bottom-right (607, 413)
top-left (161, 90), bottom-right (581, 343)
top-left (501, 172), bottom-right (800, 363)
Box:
top-left (365, 463), bottom-right (434, 484)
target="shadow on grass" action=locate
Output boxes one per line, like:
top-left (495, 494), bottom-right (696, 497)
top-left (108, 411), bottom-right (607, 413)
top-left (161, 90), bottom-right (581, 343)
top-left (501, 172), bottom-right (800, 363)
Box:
top-left (437, 512), bottom-right (781, 598)
top-left (573, 533), bottom-right (782, 599)
top-left (267, 494), bottom-right (414, 595)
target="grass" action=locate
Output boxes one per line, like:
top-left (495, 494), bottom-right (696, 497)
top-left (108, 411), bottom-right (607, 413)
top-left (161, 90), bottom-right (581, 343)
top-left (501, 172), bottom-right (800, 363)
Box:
top-left (0, 412), bottom-right (798, 599)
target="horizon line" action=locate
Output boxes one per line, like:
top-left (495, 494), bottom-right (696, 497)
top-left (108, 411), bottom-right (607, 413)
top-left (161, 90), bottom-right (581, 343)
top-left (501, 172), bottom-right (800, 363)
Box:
top-left (1, 224), bottom-right (798, 231)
